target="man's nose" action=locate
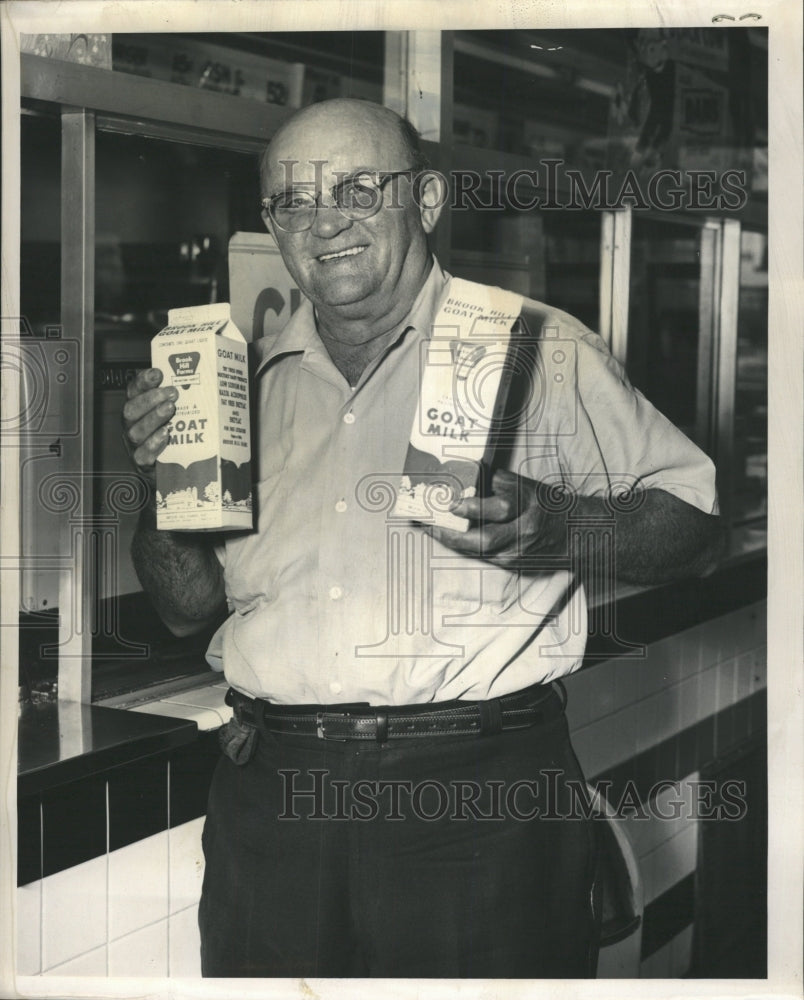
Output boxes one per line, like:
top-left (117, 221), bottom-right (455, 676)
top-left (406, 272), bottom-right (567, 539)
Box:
top-left (310, 201), bottom-right (354, 239)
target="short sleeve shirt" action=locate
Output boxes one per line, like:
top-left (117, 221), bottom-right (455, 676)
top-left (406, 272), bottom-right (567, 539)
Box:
top-left (206, 259), bottom-right (717, 705)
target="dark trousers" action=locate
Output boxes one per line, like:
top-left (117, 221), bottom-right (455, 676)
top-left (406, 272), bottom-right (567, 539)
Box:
top-left (199, 701), bottom-right (598, 978)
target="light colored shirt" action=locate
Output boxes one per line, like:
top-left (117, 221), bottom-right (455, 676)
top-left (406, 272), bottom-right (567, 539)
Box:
top-left (207, 259), bottom-right (717, 705)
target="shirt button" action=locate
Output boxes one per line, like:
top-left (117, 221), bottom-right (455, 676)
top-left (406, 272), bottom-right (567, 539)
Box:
top-left (335, 500), bottom-right (347, 513)
top-left (329, 586), bottom-right (343, 601)
top-left (329, 680), bottom-right (343, 695)
top-left (343, 412), bottom-right (356, 424)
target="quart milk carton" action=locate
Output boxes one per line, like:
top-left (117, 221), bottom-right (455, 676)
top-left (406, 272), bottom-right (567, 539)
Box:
top-left (392, 278), bottom-right (524, 532)
top-left (151, 303), bottom-right (253, 531)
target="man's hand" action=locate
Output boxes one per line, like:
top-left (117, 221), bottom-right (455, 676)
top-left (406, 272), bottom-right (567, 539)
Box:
top-left (428, 469), bottom-right (566, 569)
top-left (429, 468), bottom-right (725, 585)
top-left (122, 368), bottom-right (178, 480)
top-left (123, 368), bottom-right (227, 637)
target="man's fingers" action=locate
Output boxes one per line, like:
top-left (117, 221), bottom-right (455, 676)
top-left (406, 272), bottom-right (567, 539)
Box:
top-left (450, 469), bottom-right (533, 523)
top-left (122, 384), bottom-right (178, 432)
top-left (451, 494), bottom-right (514, 523)
top-left (489, 467), bottom-right (523, 493)
top-left (132, 425), bottom-right (170, 470)
top-left (430, 520), bottom-right (517, 558)
top-left (126, 396), bottom-right (177, 446)
top-left (126, 367), bottom-right (163, 400)
top-left (121, 369), bottom-right (178, 475)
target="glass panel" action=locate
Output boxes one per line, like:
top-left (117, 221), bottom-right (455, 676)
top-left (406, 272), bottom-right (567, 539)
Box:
top-left (111, 32), bottom-right (385, 109)
top-left (449, 199), bottom-right (601, 330)
top-left (19, 112), bottom-right (62, 704)
top-left (91, 131), bottom-right (262, 691)
top-left (732, 229), bottom-right (767, 528)
top-left (453, 29), bottom-right (620, 159)
top-left (627, 217), bottom-right (705, 445)
top-left (452, 27), bottom-right (767, 211)
top-left (20, 114), bottom-right (61, 335)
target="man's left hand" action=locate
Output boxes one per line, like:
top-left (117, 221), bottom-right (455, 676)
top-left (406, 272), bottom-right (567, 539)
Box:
top-left (428, 469), bottom-right (726, 585)
top-left (428, 468), bottom-right (565, 569)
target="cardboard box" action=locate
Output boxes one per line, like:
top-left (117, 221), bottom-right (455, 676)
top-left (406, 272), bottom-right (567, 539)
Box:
top-left (392, 278), bottom-right (524, 532)
top-left (151, 303), bottom-right (252, 531)
top-left (228, 232), bottom-right (301, 342)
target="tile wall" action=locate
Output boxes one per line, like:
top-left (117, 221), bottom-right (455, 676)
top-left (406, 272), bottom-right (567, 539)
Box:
top-left (17, 728), bottom-right (221, 978)
top-left (17, 602), bottom-right (767, 980)
top-left (565, 599), bottom-right (767, 977)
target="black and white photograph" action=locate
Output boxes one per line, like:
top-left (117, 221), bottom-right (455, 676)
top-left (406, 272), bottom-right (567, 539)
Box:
top-left (0, 1), bottom-right (801, 998)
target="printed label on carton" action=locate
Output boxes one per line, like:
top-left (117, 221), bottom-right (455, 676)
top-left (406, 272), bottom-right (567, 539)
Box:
top-left (151, 303), bottom-right (253, 532)
top-left (393, 278), bottom-right (524, 532)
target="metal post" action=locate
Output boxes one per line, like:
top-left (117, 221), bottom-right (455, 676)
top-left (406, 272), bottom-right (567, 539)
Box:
top-left (598, 207), bottom-right (632, 366)
top-left (383, 30), bottom-right (442, 142)
top-left (714, 218), bottom-right (742, 530)
top-left (696, 221), bottom-right (720, 454)
top-left (57, 108), bottom-right (95, 703)
top-left (384, 30), bottom-right (452, 270)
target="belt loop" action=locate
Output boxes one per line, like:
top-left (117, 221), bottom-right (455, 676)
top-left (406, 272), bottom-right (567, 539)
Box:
top-left (552, 680), bottom-right (568, 711)
top-left (479, 698), bottom-right (503, 735)
top-left (375, 710), bottom-right (389, 743)
top-left (252, 697), bottom-right (266, 731)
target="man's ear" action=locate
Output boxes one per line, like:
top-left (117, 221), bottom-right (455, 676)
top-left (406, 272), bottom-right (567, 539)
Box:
top-left (415, 171), bottom-right (448, 234)
top-left (261, 207), bottom-right (278, 243)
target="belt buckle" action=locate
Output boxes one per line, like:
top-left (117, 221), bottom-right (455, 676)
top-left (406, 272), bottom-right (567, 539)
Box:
top-left (316, 711), bottom-right (348, 741)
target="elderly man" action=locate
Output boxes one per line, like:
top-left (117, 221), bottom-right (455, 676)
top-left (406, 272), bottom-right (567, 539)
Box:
top-left (124, 99), bottom-right (721, 978)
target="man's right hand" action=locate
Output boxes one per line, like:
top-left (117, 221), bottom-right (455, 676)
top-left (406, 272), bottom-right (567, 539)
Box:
top-left (125, 367), bottom-right (228, 636)
top-left (122, 368), bottom-right (178, 479)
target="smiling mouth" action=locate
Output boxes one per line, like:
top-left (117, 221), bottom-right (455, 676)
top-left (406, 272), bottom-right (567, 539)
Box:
top-left (317, 245), bottom-right (368, 262)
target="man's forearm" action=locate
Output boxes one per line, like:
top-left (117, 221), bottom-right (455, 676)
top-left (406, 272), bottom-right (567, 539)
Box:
top-left (550, 488), bottom-right (726, 586)
top-left (131, 499), bottom-right (227, 636)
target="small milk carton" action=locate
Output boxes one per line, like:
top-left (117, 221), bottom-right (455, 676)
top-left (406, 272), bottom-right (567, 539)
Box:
top-left (151, 303), bottom-right (253, 531)
top-left (392, 278), bottom-right (524, 532)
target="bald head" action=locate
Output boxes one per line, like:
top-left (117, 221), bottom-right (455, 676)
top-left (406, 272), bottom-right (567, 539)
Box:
top-left (260, 99), bottom-right (427, 195)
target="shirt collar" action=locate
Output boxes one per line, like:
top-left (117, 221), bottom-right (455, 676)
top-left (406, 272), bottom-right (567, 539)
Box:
top-left (253, 255), bottom-right (450, 375)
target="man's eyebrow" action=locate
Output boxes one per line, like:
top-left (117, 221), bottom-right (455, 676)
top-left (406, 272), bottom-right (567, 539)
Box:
top-left (268, 180), bottom-right (317, 196)
top-left (269, 168), bottom-right (386, 195)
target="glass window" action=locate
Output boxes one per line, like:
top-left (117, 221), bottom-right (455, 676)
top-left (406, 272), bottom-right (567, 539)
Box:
top-left (111, 32), bottom-right (385, 109)
top-left (627, 217), bottom-right (706, 445)
top-left (92, 133), bottom-right (261, 695)
top-left (450, 198), bottom-right (601, 328)
top-left (452, 29), bottom-right (621, 159)
top-left (20, 113), bottom-right (61, 335)
top-left (18, 112), bottom-right (62, 704)
top-left (732, 229), bottom-right (767, 528)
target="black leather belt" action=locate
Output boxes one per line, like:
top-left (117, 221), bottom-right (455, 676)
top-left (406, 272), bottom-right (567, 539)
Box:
top-left (225, 681), bottom-right (565, 742)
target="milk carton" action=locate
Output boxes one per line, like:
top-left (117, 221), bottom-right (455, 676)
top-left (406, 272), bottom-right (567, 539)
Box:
top-left (151, 303), bottom-right (253, 531)
top-left (392, 278), bottom-right (524, 532)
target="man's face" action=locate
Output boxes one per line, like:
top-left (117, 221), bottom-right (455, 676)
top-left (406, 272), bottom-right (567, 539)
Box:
top-left (261, 104), bottom-right (435, 326)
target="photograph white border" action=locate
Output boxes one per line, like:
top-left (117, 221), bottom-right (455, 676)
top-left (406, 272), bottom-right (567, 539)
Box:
top-left (1, 2), bottom-right (801, 999)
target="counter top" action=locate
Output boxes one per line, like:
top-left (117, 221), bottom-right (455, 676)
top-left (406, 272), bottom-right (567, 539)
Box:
top-left (17, 550), bottom-right (766, 798)
top-left (18, 700), bottom-right (198, 797)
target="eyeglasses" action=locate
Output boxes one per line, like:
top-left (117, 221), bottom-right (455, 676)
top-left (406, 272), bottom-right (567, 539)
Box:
top-left (261, 169), bottom-right (416, 233)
